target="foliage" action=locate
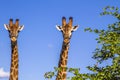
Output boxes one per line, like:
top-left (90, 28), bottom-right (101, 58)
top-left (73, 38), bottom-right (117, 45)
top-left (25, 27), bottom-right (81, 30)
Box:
top-left (44, 6), bottom-right (120, 80)
top-left (84, 6), bottom-right (120, 80)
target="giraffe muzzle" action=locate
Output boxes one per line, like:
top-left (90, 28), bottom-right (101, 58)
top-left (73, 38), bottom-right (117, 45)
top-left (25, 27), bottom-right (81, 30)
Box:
top-left (11, 37), bottom-right (17, 42)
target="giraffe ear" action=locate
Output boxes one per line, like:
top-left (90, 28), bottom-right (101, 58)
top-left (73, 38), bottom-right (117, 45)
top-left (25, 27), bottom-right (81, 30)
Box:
top-left (4, 24), bottom-right (10, 30)
top-left (18, 25), bottom-right (24, 31)
top-left (72, 25), bottom-right (79, 31)
top-left (56, 25), bottom-right (62, 31)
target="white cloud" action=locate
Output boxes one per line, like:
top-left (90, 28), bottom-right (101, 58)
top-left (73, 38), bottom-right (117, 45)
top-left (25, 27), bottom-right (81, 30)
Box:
top-left (0, 68), bottom-right (9, 78)
top-left (47, 44), bottom-right (53, 48)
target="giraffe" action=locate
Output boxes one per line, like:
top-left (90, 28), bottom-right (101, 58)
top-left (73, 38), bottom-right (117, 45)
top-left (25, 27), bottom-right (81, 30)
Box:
top-left (4, 19), bottom-right (24, 80)
top-left (56, 17), bottom-right (78, 80)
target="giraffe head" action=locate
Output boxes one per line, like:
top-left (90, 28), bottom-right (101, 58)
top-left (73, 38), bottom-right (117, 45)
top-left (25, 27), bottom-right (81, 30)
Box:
top-left (4, 19), bottom-right (24, 42)
top-left (56, 17), bottom-right (78, 42)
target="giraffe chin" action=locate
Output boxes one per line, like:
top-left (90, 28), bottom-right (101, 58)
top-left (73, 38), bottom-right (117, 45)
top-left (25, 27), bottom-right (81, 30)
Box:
top-left (64, 39), bottom-right (69, 43)
top-left (11, 37), bottom-right (17, 42)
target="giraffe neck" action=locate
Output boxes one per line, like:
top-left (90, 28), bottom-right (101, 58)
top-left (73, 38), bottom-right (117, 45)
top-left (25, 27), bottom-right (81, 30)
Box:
top-left (9, 41), bottom-right (18, 80)
top-left (56, 39), bottom-right (70, 80)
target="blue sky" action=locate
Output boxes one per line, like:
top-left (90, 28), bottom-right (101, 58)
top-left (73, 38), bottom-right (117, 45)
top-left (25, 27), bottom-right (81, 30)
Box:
top-left (0, 0), bottom-right (120, 80)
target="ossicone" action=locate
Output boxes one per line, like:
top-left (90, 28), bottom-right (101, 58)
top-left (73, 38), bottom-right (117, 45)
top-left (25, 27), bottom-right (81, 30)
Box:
top-left (16, 19), bottom-right (19, 21)
top-left (69, 17), bottom-right (73, 20)
top-left (9, 18), bottom-right (13, 21)
top-left (62, 16), bottom-right (66, 20)
top-left (9, 18), bottom-right (13, 26)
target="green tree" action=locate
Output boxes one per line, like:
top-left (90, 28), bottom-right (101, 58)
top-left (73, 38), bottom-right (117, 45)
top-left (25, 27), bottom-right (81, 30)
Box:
top-left (44, 6), bottom-right (120, 80)
top-left (84, 6), bottom-right (120, 80)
